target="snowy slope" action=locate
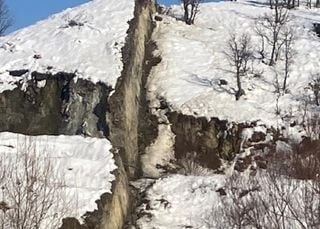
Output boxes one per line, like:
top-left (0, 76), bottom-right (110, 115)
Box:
top-left (139, 2), bottom-right (320, 228)
top-left (0, 0), bottom-right (134, 93)
top-left (137, 172), bottom-right (319, 229)
top-left (136, 175), bottom-right (226, 229)
top-left (0, 132), bottom-right (116, 226)
top-left (149, 0), bottom-right (320, 127)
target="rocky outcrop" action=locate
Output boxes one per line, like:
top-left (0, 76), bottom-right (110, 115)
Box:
top-left (0, 71), bottom-right (111, 137)
top-left (168, 112), bottom-right (242, 170)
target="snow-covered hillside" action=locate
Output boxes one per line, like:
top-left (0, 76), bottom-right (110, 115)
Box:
top-left (0, 0), bottom-right (134, 93)
top-left (138, 1), bottom-right (320, 228)
top-left (0, 132), bottom-right (116, 227)
top-left (149, 0), bottom-right (320, 128)
top-left (136, 175), bottom-right (226, 229)
top-left (1, 0), bottom-right (320, 228)
top-left (137, 171), bottom-right (320, 229)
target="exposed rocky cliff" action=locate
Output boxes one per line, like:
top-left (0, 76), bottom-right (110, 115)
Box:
top-left (109, 0), bottom-right (157, 179)
top-left (0, 72), bottom-right (111, 137)
top-left (168, 111), bottom-right (241, 170)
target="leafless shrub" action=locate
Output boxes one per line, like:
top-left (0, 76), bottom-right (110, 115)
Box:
top-left (217, 172), bottom-right (315, 228)
top-left (214, 140), bottom-right (320, 229)
top-left (274, 140), bottom-right (320, 228)
top-left (220, 174), bottom-right (267, 229)
top-left (260, 141), bottom-right (320, 228)
top-left (225, 33), bottom-right (253, 100)
top-left (263, 169), bottom-right (299, 228)
top-left (291, 179), bottom-right (320, 229)
top-left (178, 152), bottom-right (211, 176)
top-left (0, 137), bottom-right (71, 229)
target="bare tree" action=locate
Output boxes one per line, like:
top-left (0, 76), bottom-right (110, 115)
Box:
top-left (0, 0), bottom-right (11, 35)
top-left (181, 0), bottom-right (202, 25)
top-left (256, 0), bottom-right (290, 66)
top-left (220, 175), bottom-right (266, 229)
top-left (225, 33), bottom-right (253, 100)
top-left (291, 180), bottom-right (320, 229)
top-left (255, 22), bottom-right (267, 60)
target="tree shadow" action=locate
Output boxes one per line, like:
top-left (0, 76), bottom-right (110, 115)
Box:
top-left (184, 73), bottom-right (237, 96)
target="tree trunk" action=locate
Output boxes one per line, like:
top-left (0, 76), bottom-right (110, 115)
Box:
top-left (184, 4), bottom-right (189, 24)
top-left (235, 69), bottom-right (244, 100)
top-left (269, 42), bottom-right (276, 66)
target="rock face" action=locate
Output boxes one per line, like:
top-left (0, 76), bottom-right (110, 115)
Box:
top-left (109, 0), bottom-right (157, 178)
top-left (99, 0), bottom-right (157, 228)
top-left (168, 112), bottom-right (242, 170)
top-left (0, 72), bottom-right (111, 138)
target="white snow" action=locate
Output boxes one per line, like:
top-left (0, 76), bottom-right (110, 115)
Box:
top-left (149, 0), bottom-right (320, 128)
top-left (0, 0), bottom-right (134, 93)
top-left (0, 132), bottom-right (116, 226)
top-left (137, 174), bottom-right (226, 229)
top-left (137, 172), bottom-right (320, 229)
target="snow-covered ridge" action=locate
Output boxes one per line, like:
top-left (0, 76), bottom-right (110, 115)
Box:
top-left (0, 0), bottom-right (134, 93)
